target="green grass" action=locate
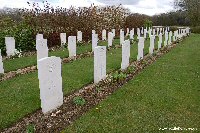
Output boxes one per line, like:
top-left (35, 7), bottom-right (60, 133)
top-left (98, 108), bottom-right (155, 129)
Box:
top-left (3, 44), bottom-right (88, 72)
top-left (3, 39), bottom-right (121, 73)
top-left (0, 36), bottom-right (156, 130)
top-left (63, 34), bottom-right (200, 132)
top-left (3, 36), bottom-right (159, 73)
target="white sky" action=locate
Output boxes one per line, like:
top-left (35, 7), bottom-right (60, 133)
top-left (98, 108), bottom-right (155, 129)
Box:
top-left (0, 0), bottom-right (174, 16)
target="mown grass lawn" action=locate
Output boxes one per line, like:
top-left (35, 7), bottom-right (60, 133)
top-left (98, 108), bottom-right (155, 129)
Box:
top-left (63, 34), bottom-right (200, 132)
top-left (0, 36), bottom-right (157, 130)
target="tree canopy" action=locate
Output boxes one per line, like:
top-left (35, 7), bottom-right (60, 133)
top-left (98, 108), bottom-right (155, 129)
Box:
top-left (174, 0), bottom-right (200, 26)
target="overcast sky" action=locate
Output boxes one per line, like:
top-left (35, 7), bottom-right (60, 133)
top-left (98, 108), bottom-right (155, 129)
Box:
top-left (0, 0), bottom-right (175, 16)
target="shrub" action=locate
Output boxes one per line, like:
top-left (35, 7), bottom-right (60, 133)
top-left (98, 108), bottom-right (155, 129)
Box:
top-left (21, 1), bottom-right (128, 41)
top-left (0, 18), bottom-right (35, 55)
top-left (169, 26), bottom-right (178, 32)
top-left (0, 17), bottom-right (16, 55)
top-left (144, 19), bottom-right (153, 29)
top-left (191, 26), bottom-right (200, 34)
top-left (0, 31), bottom-right (7, 55)
top-left (13, 22), bottom-right (35, 52)
top-left (0, 1), bottom-right (133, 54)
top-left (125, 13), bottom-right (150, 30)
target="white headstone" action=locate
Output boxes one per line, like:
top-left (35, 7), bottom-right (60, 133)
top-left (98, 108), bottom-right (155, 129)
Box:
top-left (132, 28), bottom-right (135, 35)
top-left (68, 36), bottom-right (76, 57)
top-left (157, 28), bottom-right (160, 36)
top-left (137, 37), bottom-right (144, 61)
top-left (77, 31), bottom-right (82, 42)
top-left (36, 39), bottom-right (48, 61)
top-left (164, 31), bottom-right (168, 46)
top-left (102, 29), bottom-right (106, 40)
top-left (179, 29), bottom-right (182, 38)
top-left (0, 50), bottom-right (4, 74)
top-left (137, 28), bottom-right (141, 39)
top-left (120, 30), bottom-right (124, 45)
top-left (38, 56), bottom-right (63, 114)
top-left (108, 32), bottom-right (113, 47)
top-left (148, 29), bottom-right (152, 37)
top-left (186, 27), bottom-right (190, 35)
top-left (175, 30), bottom-right (178, 41)
top-left (173, 31), bottom-right (177, 42)
top-left (121, 40), bottom-right (130, 70)
top-left (184, 29), bottom-right (187, 36)
top-left (60, 33), bottom-right (66, 47)
top-left (130, 30), bottom-right (134, 40)
top-left (36, 34), bottom-right (43, 40)
top-left (160, 28), bottom-right (162, 34)
top-left (94, 46), bottom-right (106, 83)
top-left (153, 29), bottom-right (156, 36)
top-left (158, 33), bottom-right (162, 49)
top-left (166, 27), bottom-right (168, 31)
top-left (92, 34), bottom-right (98, 51)
top-left (177, 29), bottom-right (180, 39)
top-left (181, 29), bottom-right (184, 38)
top-left (5, 37), bottom-right (15, 56)
top-left (92, 30), bottom-right (96, 34)
top-left (141, 27), bottom-right (144, 35)
top-left (182, 29), bottom-right (184, 37)
top-left (144, 29), bottom-right (147, 39)
top-left (168, 31), bottom-right (172, 45)
top-left (149, 35), bottom-right (155, 54)
top-left (112, 29), bottom-right (115, 37)
top-left (126, 28), bottom-right (129, 36)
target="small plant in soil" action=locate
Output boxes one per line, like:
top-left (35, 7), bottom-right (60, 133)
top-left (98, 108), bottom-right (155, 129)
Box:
top-left (73, 96), bottom-right (86, 106)
top-left (163, 47), bottom-right (168, 51)
top-left (141, 59), bottom-right (148, 66)
top-left (63, 43), bottom-right (68, 49)
top-left (77, 42), bottom-right (84, 46)
top-left (0, 73), bottom-right (3, 78)
top-left (146, 55), bottom-right (153, 60)
top-left (107, 45), bottom-right (115, 51)
top-left (126, 65), bottom-right (136, 74)
top-left (112, 71), bottom-right (127, 82)
top-left (130, 39), bottom-right (134, 44)
top-left (96, 86), bottom-right (104, 93)
top-left (152, 51), bottom-right (157, 57)
top-left (26, 124), bottom-right (35, 133)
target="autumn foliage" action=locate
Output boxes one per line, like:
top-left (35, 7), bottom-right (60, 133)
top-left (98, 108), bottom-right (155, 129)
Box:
top-left (0, 1), bottom-right (149, 54)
